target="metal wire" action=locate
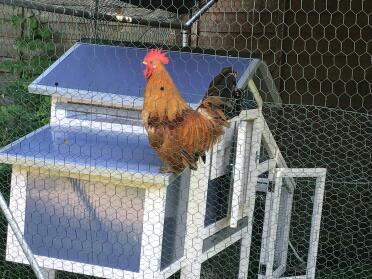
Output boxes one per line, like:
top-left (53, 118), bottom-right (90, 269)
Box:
top-left (0, 1), bottom-right (370, 279)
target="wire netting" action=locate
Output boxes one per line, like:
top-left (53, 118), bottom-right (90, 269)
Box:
top-left (0, 0), bottom-right (371, 279)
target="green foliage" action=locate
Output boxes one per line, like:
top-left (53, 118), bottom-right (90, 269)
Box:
top-left (0, 13), bottom-right (55, 278)
top-left (0, 14), bottom-right (54, 147)
top-left (1, 14), bottom-right (54, 79)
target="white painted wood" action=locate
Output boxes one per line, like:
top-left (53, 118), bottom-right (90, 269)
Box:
top-left (306, 174), bottom-right (326, 279)
top-left (230, 120), bottom-right (248, 227)
top-left (180, 156), bottom-right (209, 279)
top-left (259, 189), bottom-right (273, 271)
top-left (258, 168), bottom-right (326, 279)
top-left (49, 97), bottom-right (61, 125)
top-left (238, 108), bottom-right (260, 121)
top-left (236, 61), bottom-right (282, 106)
top-left (257, 159), bottom-right (277, 175)
top-left (140, 186), bottom-right (167, 277)
top-left (257, 159), bottom-right (280, 277)
top-left (248, 79), bottom-right (263, 107)
top-left (203, 218), bottom-right (230, 238)
top-left (264, 170), bottom-right (284, 279)
top-left (40, 268), bottom-right (55, 279)
top-left (276, 168), bottom-right (327, 178)
top-left (255, 63), bottom-right (282, 106)
top-left (280, 276), bottom-right (306, 279)
top-left (6, 165), bottom-right (28, 263)
top-left (201, 228), bottom-right (244, 262)
top-left (17, 254), bottom-right (147, 279)
top-left (209, 121), bottom-right (235, 180)
top-left (54, 95), bottom-right (142, 110)
top-left (0, 153), bottom-right (170, 187)
top-left (244, 115), bottom-right (264, 203)
top-left (158, 256), bottom-right (186, 279)
top-left (49, 98), bottom-right (146, 134)
top-left (50, 101), bottom-right (146, 134)
top-left (1, 167), bottom-right (46, 279)
top-left (238, 115), bottom-right (264, 279)
top-left (57, 118), bottom-right (146, 134)
top-left (261, 118), bottom-right (296, 192)
top-left (236, 60), bottom-right (260, 90)
top-left (237, 224), bottom-right (251, 279)
top-left (237, 200), bottom-right (257, 279)
top-left (28, 83), bottom-right (145, 110)
top-left (277, 188), bottom-right (294, 277)
top-left (260, 179), bottom-right (293, 278)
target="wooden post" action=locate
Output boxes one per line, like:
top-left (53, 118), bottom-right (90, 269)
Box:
top-left (180, 158), bottom-right (209, 279)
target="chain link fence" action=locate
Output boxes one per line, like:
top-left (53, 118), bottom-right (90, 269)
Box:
top-left (0, 0), bottom-right (371, 279)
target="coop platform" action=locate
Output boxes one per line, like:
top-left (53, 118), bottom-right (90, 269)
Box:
top-left (0, 125), bottom-right (169, 185)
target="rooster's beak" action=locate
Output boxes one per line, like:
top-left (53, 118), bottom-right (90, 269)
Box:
top-left (142, 61), bottom-right (147, 65)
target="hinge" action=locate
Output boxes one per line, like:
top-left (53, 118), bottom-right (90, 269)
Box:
top-left (267, 181), bottom-right (275, 192)
top-left (259, 264), bottom-right (266, 275)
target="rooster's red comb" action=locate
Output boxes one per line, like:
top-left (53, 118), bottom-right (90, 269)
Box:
top-left (144, 48), bottom-right (169, 64)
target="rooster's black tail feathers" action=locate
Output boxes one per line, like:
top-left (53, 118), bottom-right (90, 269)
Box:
top-left (203, 67), bottom-right (243, 120)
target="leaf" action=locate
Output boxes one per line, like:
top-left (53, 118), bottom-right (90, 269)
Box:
top-left (30, 56), bottom-right (52, 68)
top-left (23, 15), bottom-right (39, 38)
top-left (28, 39), bottom-right (44, 51)
top-left (0, 59), bottom-right (16, 72)
top-left (45, 41), bottom-right (55, 51)
top-left (10, 15), bottom-right (24, 27)
top-left (27, 15), bottom-right (39, 31)
top-left (13, 38), bottom-right (28, 53)
top-left (37, 25), bottom-right (52, 39)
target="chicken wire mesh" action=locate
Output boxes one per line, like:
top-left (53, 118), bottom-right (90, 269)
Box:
top-left (0, 1), bottom-right (371, 279)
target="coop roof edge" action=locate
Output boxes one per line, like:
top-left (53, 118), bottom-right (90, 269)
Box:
top-left (237, 59), bottom-right (282, 106)
top-left (28, 42), bottom-right (282, 107)
top-left (0, 153), bottom-right (170, 187)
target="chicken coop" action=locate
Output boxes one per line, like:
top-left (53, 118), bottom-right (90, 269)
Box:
top-left (0, 41), bottom-right (327, 279)
top-left (0, 1), bottom-right (370, 279)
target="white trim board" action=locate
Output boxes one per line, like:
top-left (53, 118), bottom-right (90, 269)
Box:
top-left (0, 153), bottom-right (169, 188)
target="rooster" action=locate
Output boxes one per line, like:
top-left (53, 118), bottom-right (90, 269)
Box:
top-left (142, 49), bottom-right (243, 173)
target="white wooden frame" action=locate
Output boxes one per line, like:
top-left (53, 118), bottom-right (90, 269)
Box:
top-left (237, 114), bottom-right (265, 279)
top-left (258, 168), bottom-right (326, 279)
top-left (258, 177), bottom-right (294, 279)
top-left (1, 38), bottom-right (287, 278)
top-left (200, 108), bottom-right (259, 236)
top-left (180, 155), bottom-right (210, 279)
top-left (256, 122), bottom-right (295, 279)
top-left (230, 109), bottom-right (259, 228)
top-left (50, 97), bottom-right (146, 134)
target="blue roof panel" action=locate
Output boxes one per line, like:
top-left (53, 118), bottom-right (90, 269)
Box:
top-left (32, 43), bottom-right (254, 106)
